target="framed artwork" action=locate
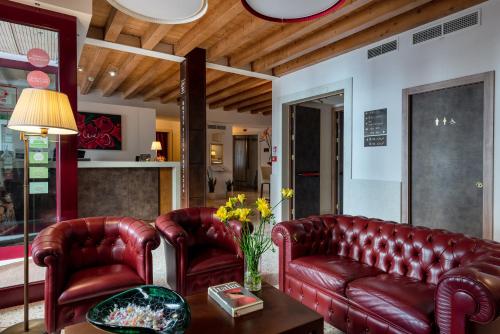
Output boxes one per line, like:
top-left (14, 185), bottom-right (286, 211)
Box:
top-left (77, 112), bottom-right (122, 150)
top-left (0, 85), bottom-right (18, 111)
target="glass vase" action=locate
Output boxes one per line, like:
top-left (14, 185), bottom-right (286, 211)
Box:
top-left (244, 255), bottom-right (262, 292)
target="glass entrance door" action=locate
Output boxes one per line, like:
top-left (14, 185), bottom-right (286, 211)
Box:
top-left (0, 20), bottom-right (59, 288)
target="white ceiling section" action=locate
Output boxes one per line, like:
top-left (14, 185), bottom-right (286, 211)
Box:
top-left (0, 20), bottom-right (59, 62)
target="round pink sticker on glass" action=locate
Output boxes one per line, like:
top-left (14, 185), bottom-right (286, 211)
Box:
top-left (27, 48), bottom-right (50, 68)
top-left (27, 70), bottom-right (51, 89)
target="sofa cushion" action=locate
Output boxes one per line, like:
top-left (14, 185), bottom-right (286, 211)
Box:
top-left (187, 247), bottom-right (242, 274)
top-left (288, 255), bottom-right (383, 294)
top-left (58, 264), bottom-right (144, 305)
top-left (346, 274), bottom-right (436, 334)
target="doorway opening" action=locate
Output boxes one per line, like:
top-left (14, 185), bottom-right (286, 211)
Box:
top-left (233, 135), bottom-right (259, 192)
top-left (288, 90), bottom-right (344, 219)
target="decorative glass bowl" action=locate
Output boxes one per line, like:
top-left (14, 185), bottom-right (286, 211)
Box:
top-left (87, 285), bottom-right (190, 334)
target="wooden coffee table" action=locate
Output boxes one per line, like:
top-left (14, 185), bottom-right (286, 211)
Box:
top-left (66, 283), bottom-right (324, 334)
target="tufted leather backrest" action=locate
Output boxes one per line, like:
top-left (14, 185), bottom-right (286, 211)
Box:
top-left (163, 208), bottom-right (237, 253)
top-left (50, 217), bottom-right (156, 278)
top-left (311, 215), bottom-right (493, 285)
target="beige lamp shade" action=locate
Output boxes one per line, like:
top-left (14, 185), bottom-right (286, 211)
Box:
top-left (151, 141), bottom-right (162, 150)
top-left (8, 88), bottom-right (78, 135)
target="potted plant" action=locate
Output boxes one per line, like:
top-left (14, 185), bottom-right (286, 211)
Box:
top-left (215, 188), bottom-right (294, 291)
top-left (207, 171), bottom-right (217, 200)
top-left (225, 179), bottom-right (234, 197)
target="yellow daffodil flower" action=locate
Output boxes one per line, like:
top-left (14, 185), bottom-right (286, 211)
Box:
top-left (281, 188), bottom-right (294, 199)
top-left (256, 198), bottom-right (272, 219)
top-left (215, 206), bottom-right (229, 222)
top-left (237, 193), bottom-right (246, 204)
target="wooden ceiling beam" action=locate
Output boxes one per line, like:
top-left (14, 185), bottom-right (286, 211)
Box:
top-left (144, 71), bottom-right (179, 101)
top-left (175, 0), bottom-right (245, 56)
top-left (238, 99), bottom-right (272, 113)
top-left (229, 0), bottom-right (375, 67)
top-left (80, 47), bottom-right (110, 95)
top-left (207, 78), bottom-right (268, 104)
top-left (253, 0), bottom-right (432, 72)
top-left (102, 22), bottom-right (175, 97)
top-left (122, 60), bottom-right (163, 99)
top-left (81, 9), bottom-right (128, 95)
top-left (274, 0), bottom-right (486, 76)
top-left (141, 24), bottom-right (174, 49)
top-left (209, 82), bottom-right (272, 109)
top-left (160, 88), bottom-right (180, 104)
top-left (206, 74), bottom-right (248, 96)
top-left (223, 92), bottom-right (272, 111)
top-left (207, 15), bottom-right (273, 61)
top-left (105, 8), bottom-right (128, 42)
top-left (262, 110), bottom-right (272, 116)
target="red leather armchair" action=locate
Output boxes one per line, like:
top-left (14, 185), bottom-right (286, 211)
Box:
top-left (155, 208), bottom-right (244, 296)
top-left (272, 215), bottom-right (500, 334)
top-left (32, 217), bottom-right (160, 334)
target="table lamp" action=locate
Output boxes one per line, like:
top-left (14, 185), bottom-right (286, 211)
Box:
top-left (4, 88), bottom-right (78, 334)
top-left (151, 141), bottom-right (162, 161)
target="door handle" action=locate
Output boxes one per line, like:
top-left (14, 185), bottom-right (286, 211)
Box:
top-left (475, 181), bottom-right (483, 189)
top-left (297, 172), bottom-right (320, 177)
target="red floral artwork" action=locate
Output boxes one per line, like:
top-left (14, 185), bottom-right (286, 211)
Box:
top-left (77, 112), bottom-right (122, 150)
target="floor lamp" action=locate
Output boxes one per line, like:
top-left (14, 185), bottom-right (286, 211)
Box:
top-left (3, 88), bottom-right (78, 334)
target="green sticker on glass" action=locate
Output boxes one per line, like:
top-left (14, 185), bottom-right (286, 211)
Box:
top-left (29, 152), bottom-right (48, 164)
top-left (29, 137), bottom-right (49, 149)
top-left (29, 182), bottom-right (48, 194)
top-left (29, 167), bottom-right (48, 179)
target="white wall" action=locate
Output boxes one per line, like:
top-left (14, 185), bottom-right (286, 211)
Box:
top-left (78, 101), bottom-right (156, 161)
top-left (272, 1), bottom-right (500, 240)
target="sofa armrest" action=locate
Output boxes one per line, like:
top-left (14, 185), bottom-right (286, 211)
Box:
top-left (271, 217), bottom-right (330, 291)
top-left (32, 224), bottom-right (66, 268)
top-left (155, 216), bottom-right (188, 248)
top-left (436, 255), bottom-right (500, 334)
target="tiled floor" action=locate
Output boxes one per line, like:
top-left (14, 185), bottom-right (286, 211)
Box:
top-left (0, 191), bottom-right (343, 333)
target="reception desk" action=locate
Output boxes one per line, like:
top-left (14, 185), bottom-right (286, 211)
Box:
top-left (77, 161), bottom-right (180, 221)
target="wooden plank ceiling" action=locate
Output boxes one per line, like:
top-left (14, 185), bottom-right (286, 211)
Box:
top-left (79, 0), bottom-right (485, 115)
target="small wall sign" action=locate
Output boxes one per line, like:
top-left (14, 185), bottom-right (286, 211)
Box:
top-left (29, 182), bottom-right (49, 194)
top-left (27, 70), bottom-right (50, 89)
top-left (27, 48), bottom-right (50, 68)
top-left (364, 108), bottom-right (387, 147)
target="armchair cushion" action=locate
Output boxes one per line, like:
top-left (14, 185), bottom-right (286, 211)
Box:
top-left (58, 264), bottom-right (143, 305)
top-left (288, 255), bottom-right (383, 294)
top-left (346, 274), bottom-right (436, 334)
top-left (187, 247), bottom-right (242, 274)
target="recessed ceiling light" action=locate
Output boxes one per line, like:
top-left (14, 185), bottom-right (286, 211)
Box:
top-left (77, 66), bottom-right (84, 72)
top-left (87, 76), bottom-right (95, 82)
top-left (108, 69), bottom-right (118, 77)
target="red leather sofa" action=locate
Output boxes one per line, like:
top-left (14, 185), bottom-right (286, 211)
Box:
top-left (155, 207), bottom-right (245, 296)
top-left (272, 215), bottom-right (500, 334)
top-left (32, 217), bottom-right (160, 334)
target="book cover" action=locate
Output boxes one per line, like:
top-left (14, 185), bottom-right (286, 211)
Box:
top-left (208, 282), bottom-right (263, 317)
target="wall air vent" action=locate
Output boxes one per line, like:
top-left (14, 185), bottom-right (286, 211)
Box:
top-left (208, 124), bottom-right (226, 130)
top-left (413, 25), bottom-right (442, 45)
top-left (443, 11), bottom-right (479, 35)
top-left (367, 39), bottom-right (398, 59)
top-left (413, 10), bottom-right (480, 45)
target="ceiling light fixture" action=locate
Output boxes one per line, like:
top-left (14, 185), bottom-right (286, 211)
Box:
top-left (77, 66), bottom-right (84, 72)
top-left (106, 0), bottom-right (208, 24)
top-left (241, 0), bottom-right (345, 23)
top-left (87, 76), bottom-right (95, 82)
top-left (108, 69), bottom-right (118, 77)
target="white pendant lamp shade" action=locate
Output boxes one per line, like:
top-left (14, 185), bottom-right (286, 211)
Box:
top-left (242, 0), bottom-right (345, 23)
top-left (8, 88), bottom-right (78, 135)
top-left (107, 0), bottom-right (208, 24)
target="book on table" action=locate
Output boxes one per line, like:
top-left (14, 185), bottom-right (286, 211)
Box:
top-left (208, 282), bottom-right (263, 317)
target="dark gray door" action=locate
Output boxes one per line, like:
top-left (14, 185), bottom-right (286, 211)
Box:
top-left (293, 106), bottom-right (321, 218)
top-left (411, 83), bottom-right (484, 237)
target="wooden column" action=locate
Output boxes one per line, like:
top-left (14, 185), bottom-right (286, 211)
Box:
top-left (180, 48), bottom-right (206, 207)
